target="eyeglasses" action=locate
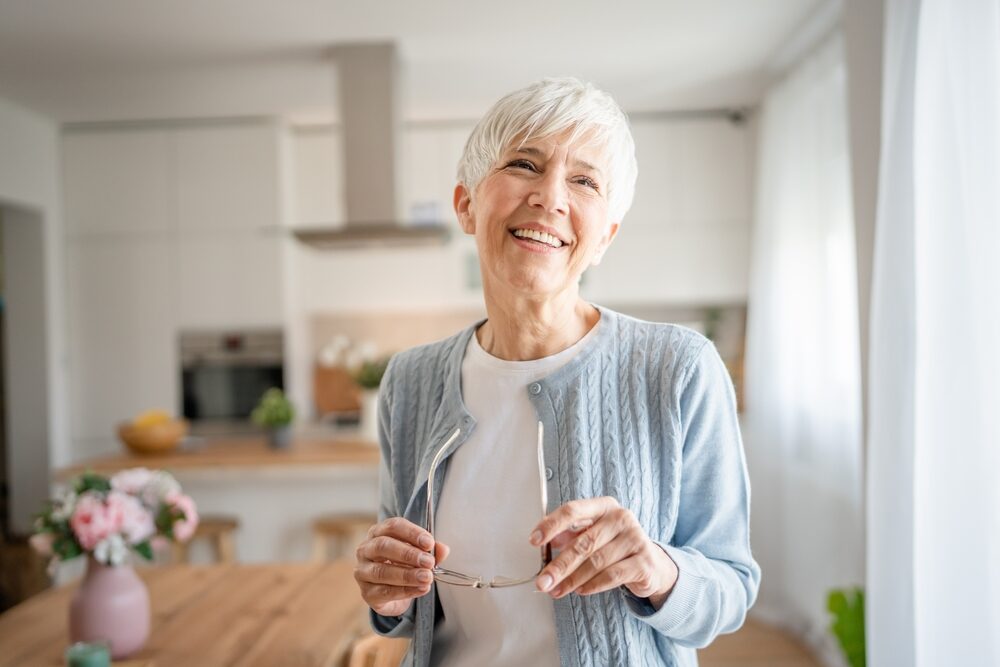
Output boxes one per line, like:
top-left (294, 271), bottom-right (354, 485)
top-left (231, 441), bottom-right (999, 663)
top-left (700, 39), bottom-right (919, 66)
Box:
top-left (425, 422), bottom-right (552, 589)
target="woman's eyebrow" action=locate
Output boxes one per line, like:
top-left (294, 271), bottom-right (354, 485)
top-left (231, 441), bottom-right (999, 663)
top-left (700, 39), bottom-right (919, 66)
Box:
top-left (513, 146), bottom-right (604, 176)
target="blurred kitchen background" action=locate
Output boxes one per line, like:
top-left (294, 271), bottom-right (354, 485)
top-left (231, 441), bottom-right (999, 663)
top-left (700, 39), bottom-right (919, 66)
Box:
top-left (9, 0), bottom-right (989, 665)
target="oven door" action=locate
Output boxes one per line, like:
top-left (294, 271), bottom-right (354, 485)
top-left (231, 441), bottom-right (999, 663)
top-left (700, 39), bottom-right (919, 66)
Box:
top-left (181, 362), bottom-right (283, 435)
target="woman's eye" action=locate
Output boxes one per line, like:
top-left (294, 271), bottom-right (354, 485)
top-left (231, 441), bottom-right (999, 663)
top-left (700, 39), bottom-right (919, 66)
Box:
top-left (574, 176), bottom-right (600, 190)
top-left (506, 159), bottom-right (538, 172)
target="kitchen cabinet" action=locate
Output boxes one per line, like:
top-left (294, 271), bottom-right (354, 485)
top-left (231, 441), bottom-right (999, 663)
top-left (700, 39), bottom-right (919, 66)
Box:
top-left (62, 128), bottom-right (172, 236)
top-left (174, 123), bottom-right (281, 233)
top-left (288, 126), bottom-right (345, 226)
top-left (62, 121), bottom-right (285, 458)
top-left (65, 235), bottom-right (177, 460)
top-left (175, 231), bottom-right (283, 328)
top-left (585, 117), bottom-right (752, 304)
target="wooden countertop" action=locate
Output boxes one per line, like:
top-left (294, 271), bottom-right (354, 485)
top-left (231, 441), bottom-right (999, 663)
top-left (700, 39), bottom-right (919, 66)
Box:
top-left (57, 437), bottom-right (381, 479)
top-left (0, 562), bottom-right (372, 667)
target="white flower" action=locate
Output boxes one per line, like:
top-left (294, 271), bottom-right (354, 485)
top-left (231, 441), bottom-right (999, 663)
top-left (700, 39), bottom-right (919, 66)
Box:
top-left (110, 490), bottom-right (155, 544)
top-left (140, 471), bottom-right (181, 508)
top-left (93, 534), bottom-right (128, 566)
top-left (111, 468), bottom-right (155, 496)
top-left (51, 488), bottom-right (77, 522)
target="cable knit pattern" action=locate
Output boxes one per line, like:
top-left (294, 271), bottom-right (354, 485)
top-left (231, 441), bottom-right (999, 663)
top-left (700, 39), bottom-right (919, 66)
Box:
top-left (370, 306), bottom-right (760, 667)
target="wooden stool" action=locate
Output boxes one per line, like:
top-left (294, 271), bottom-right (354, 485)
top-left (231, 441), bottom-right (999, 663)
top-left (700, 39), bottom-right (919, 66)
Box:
top-left (348, 634), bottom-right (410, 667)
top-left (311, 514), bottom-right (377, 562)
top-left (172, 515), bottom-right (240, 564)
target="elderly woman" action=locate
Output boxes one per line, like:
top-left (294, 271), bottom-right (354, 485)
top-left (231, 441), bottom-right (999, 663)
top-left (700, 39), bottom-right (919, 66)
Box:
top-left (353, 77), bottom-right (760, 667)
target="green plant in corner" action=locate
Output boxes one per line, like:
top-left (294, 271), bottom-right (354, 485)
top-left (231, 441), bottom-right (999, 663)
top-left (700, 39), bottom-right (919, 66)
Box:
top-left (354, 357), bottom-right (390, 390)
top-left (251, 387), bottom-right (294, 427)
top-left (828, 587), bottom-right (865, 667)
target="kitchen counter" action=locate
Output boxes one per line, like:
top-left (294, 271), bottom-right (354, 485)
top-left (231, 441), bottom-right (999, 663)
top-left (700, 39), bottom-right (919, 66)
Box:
top-left (52, 432), bottom-right (382, 566)
top-left (55, 435), bottom-right (380, 480)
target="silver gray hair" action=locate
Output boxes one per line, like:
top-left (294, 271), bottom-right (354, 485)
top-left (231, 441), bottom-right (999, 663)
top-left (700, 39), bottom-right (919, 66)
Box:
top-left (456, 77), bottom-right (638, 223)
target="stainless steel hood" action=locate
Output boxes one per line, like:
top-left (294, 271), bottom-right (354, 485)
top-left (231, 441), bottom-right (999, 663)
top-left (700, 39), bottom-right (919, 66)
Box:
top-left (293, 42), bottom-right (450, 248)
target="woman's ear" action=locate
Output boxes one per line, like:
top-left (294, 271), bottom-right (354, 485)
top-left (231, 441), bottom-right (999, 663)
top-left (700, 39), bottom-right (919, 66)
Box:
top-left (454, 183), bottom-right (475, 235)
top-left (590, 221), bottom-right (621, 266)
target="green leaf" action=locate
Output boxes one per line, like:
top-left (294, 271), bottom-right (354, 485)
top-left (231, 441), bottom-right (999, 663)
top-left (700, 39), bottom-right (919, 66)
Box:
top-left (827, 587), bottom-right (866, 667)
top-left (74, 471), bottom-right (111, 494)
top-left (53, 534), bottom-right (83, 561)
top-left (133, 541), bottom-right (154, 561)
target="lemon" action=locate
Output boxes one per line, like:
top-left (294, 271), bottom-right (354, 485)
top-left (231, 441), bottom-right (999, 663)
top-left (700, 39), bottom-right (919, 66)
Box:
top-left (133, 409), bottom-right (171, 428)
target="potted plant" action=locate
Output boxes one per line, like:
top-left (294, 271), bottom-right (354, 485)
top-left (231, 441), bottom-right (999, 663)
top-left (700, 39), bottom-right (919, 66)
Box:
top-left (31, 468), bottom-right (199, 659)
top-left (353, 357), bottom-right (390, 444)
top-left (828, 587), bottom-right (865, 667)
top-left (251, 387), bottom-right (295, 449)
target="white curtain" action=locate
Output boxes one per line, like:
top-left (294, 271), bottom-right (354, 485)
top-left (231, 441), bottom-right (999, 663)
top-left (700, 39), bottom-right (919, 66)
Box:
top-left (868, 0), bottom-right (1000, 665)
top-left (743, 35), bottom-right (864, 662)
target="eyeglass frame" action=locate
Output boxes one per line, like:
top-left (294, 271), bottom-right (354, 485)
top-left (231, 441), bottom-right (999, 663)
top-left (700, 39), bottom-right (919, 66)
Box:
top-left (424, 421), bottom-right (553, 589)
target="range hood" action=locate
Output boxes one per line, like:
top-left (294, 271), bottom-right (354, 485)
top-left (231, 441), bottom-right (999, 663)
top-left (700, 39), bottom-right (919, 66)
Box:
top-left (293, 42), bottom-right (450, 249)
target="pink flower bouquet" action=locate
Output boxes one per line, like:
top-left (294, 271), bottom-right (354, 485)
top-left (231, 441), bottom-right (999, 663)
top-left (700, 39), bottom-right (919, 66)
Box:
top-left (32, 468), bottom-right (199, 569)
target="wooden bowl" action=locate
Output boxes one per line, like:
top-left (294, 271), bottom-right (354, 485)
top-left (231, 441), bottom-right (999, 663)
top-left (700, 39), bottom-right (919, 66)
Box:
top-left (118, 419), bottom-right (189, 455)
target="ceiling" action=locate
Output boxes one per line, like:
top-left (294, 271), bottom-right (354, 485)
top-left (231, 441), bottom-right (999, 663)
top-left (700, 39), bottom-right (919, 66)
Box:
top-left (0, 0), bottom-right (827, 124)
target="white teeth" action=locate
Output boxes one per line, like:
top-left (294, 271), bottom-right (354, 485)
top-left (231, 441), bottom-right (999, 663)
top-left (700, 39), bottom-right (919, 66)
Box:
top-left (512, 228), bottom-right (563, 248)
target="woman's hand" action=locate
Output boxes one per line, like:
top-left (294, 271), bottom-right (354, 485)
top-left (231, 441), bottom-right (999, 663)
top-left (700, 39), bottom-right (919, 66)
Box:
top-left (354, 517), bottom-right (450, 617)
top-left (529, 496), bottom-right (678, 609)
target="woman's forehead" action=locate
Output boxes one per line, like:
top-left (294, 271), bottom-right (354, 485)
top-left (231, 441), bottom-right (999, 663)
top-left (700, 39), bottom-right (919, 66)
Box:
top-left (504, 129), bottom-right (609, 170)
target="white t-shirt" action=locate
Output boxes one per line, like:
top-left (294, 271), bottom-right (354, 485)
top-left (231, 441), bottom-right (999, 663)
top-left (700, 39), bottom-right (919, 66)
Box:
top-left (430, 321), bottom-right (599, 666)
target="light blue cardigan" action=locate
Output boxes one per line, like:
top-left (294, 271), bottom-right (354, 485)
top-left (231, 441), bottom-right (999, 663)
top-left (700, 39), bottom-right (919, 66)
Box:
top-left (370, 306), bottom-right (760, 667)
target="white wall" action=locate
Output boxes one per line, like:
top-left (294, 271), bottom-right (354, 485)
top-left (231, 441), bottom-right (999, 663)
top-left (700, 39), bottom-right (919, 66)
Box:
top-left (0, 96), bottom-right (69, 532)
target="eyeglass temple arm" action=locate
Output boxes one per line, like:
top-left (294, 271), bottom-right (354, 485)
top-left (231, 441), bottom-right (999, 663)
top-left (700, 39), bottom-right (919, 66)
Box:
top-left (425, 428), bottom-right (462, 541)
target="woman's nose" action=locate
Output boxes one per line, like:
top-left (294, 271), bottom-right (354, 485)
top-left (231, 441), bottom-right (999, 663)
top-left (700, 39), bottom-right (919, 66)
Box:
top-left (528, 170), bottom-right (569, 216)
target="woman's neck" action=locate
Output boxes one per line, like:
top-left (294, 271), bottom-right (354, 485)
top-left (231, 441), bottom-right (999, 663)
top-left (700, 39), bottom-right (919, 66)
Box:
top-left (477, 290), bottom-right (599, 361)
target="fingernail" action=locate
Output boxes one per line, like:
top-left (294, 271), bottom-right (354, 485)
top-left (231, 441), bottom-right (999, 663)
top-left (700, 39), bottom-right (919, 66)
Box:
top-left (417, 570), bottom-right (433, 583)
top-left (537, 574), bottom-right (553, 592)
top-left (418, 535), bottom-right (434, 550)
top-left (418, 554), bottom-right (435, 568)
top-left (530, 530), bottom-right (542, 545)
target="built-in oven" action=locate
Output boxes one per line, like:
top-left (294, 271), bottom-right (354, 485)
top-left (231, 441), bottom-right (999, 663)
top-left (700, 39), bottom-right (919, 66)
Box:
top-left (179, 329), bottom-right (284, 435)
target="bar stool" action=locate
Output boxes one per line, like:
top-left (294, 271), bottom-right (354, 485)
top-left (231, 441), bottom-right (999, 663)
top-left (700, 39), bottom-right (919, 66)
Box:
top-left (172, 515), bottom-right (240, 564)
top-left (348, 634), bottom-right (410, 667)
top-left (311, 513), bottom-right (377, 561)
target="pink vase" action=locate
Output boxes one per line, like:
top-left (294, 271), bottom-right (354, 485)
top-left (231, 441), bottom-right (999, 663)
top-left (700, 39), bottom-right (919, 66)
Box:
top-left (68, 556), bottom-right (150, 659)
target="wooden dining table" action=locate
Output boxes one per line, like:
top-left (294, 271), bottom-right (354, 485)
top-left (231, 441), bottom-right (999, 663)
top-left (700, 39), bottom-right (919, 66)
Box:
top-left (0, 561), bottom-right (373, 666)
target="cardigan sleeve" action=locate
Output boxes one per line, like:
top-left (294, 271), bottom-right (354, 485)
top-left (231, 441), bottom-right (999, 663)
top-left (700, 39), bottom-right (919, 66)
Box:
top-left (622, 340), bottom-right (761, 648)
top-left (368, 356), bottom-right (418, 638)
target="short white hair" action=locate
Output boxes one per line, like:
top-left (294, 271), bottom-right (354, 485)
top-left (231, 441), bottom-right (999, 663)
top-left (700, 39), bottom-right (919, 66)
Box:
top-left (457, 77), bottom-right (638, 223)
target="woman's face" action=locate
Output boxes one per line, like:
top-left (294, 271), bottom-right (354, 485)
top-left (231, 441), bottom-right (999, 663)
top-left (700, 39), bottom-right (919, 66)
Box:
top-left (454, 130), bottom-right (620, 302)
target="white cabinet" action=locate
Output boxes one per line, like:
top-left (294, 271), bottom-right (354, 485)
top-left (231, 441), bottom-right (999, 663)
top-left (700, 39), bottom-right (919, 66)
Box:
top-left (174, 123), bottom-right (280, 233)
top-left (62, 129), bottom-right (172, 236)
top-left (289, 127), bottom-right (345, 226)
top-left (66, 236), bottom-right (177, 458)
top-left (175, 232), bottom-right (283, 328)
top-left (585, 116), bottom-right (752, 304)
top-left (62, 121), bottom-right (285, 457)
top-left (401, 125), bottom-right (471, 223)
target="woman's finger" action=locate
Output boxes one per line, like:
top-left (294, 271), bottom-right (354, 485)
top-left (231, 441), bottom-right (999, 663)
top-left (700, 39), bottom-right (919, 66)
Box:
top-left (369, 516), bottom-right (435, 552)
top-left (548, 533), bottom-right (639, 598)
top-left (530, 497), bottom-right (619, 548)
top-left (571, 554), bottom-right (647, 597)
top-left (535, 509), bottom-right (636, 593)
top-left (355, 559), bottom-right (434, 588)
top-left (358, 535), bottom-right (436, 569)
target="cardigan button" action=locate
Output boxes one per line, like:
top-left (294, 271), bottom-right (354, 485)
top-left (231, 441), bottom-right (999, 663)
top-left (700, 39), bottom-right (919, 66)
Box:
top-left (545, 467), bottom-right (554, 481)
top-left (528, 383), bottom-right (542, 395)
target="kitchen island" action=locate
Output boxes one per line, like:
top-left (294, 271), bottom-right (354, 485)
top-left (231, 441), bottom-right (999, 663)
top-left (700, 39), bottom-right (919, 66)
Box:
top-left (54, 434), bottom-right (381, 568)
